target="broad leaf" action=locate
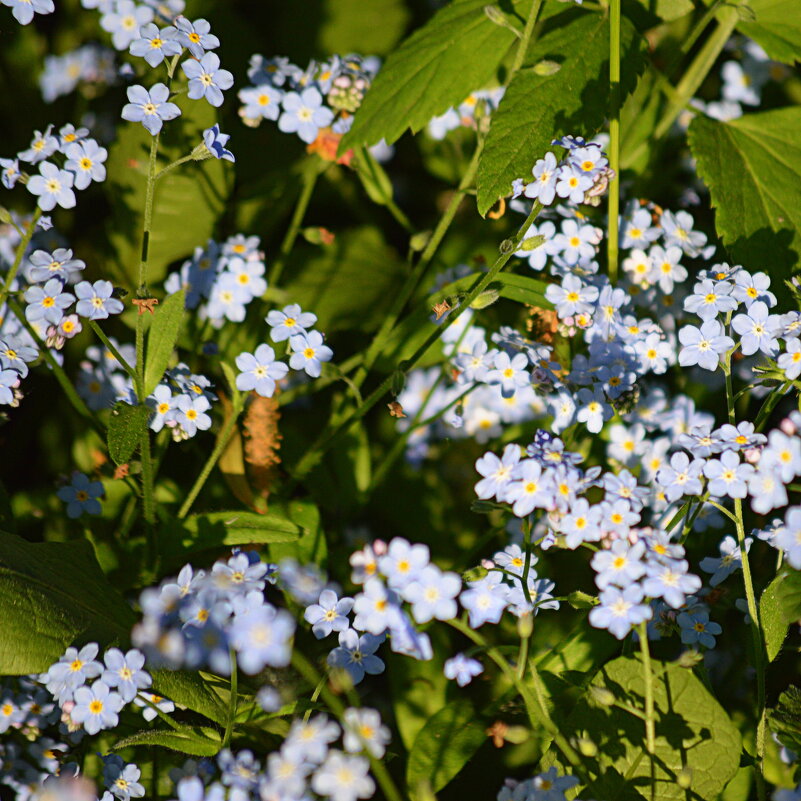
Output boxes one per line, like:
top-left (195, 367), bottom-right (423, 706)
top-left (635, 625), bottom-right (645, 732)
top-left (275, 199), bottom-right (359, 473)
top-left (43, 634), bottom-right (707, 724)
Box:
top-left (634, 0), bottom-right (693, 21)
top-left (406, 699), bottom-right (488, 800)
top-left (770, 685), bottom-right (801, 755)
top-left (341, 0), bottom-right (520, 149)
top-left (268, 501), bottom-right (327, 567)
top-left (688, 108), bottom-right (801, 281)
top-left (105, 103), bottom-right (230, 286)
top-left (113, 725), bottom-right (221, 757)
top-left (760, 571), bottom-right (801, 662)
top-left (282, 227), bottom-right (406, 333)
top-left (476, 12), bottom-right (646, 215)
top-left (737, 0), bottom-right (801, 65)
top-left (143, 289), bottom-right (186, 397)
top-left (545, 656), bottom-right (741, 800)
top-left (160, 506), bottom-right (303, 562)
top-left (107, 402), bottom-right (150, 466)
top-left (318, 0), bottom-right (410, 56)
top-left (0, 533), bottom-right (136, 674)
top-left (149, 669), bottom-right (228, 726)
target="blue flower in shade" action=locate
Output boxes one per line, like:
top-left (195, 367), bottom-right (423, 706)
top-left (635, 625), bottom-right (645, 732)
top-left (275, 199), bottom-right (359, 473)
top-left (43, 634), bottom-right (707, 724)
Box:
top-left (71, 680), bottom-right (124, 735)
top-left (678, 610), bottom-right (721, 649)
top-left (174, 16), bottom-right (220, 58)
top-left (129, 23), bottom-right (181, 67)
top-left (278, 87), bottom-right (334, 144)
top-left (289, 330), bottom-right (333, 378)
top-left (75, 279), bottom-right (124, 319)
top-left (2, 0), bottom-right (54, 25)
top-left (24, 278), bottom-right (74, 325)
top-left (327, 629), bottom-right (385, 684)
top-left (18, 125), bottom-right (59, 163)
top-left (235, 344), bottom-right (288, 397)
top-left (1, 157), bottom-right (20, 189)
top-left (64, 139), bottom-right (108, 189)
top-left (775, 507), bottom-right (801, 569)
top-left (699, 535), bottom-right (751, 586)
top-left (0, 369), bottom-right (19, 405)
top-left (444, 654), bottom-right (483, 687)
top-left (26, 162), bottom-right (76, 211)
top-left (589, 584), bottom-right (652, 639)
top-left (238, 85), bottom-right (284, 122)
top-left (182, 53), bottom-right (233, 107)
top-left (202, 124), bottom-right (234, 162)
top-left (56, 471), bottom-right (104, 518)
top-left (122, 83), bottom-right (181, 135)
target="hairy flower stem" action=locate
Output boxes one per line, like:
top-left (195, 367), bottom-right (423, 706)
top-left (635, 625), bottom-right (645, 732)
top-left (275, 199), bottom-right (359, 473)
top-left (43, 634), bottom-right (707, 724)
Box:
top-left (290, 202), bottom-right (543, 485)
top-left (607, 0), bottom-right (621, 284)
top-left (637, 622), bottom-right (656, 801)
top-left (0, 208), bottom-right (41, 310)
top-left (177, 405), bottom-right (242, 519)
top-left (88, 321), bottom-right (137, 385)
top-left (290, 651), bottom-right (405, 801)
top-left (268, 157), bottom-right (325, 286)
top-left (222, 648), bottom-right (238, 749)
top-left (723, 347), bottom-right (767, 800)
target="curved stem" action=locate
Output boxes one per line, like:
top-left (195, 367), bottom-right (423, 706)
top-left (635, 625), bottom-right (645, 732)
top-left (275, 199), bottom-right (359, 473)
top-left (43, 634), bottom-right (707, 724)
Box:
top-left (638, 622), bottom-right (656, 801)
top-left (177, 406), bottom-right (242, 519)
top-left (155, 154), bottom-right (194, 181)
top-left (88, 320), bottom-right (137, 385)
top-left (269, 158), bottom-right (324, 286)
top-left (0, 208), bottom-right (41, 310)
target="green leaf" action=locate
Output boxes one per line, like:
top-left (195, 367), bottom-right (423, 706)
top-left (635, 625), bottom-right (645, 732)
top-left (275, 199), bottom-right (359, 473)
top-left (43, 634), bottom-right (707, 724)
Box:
top-left (143, 289), bottom-right (186, 397)
top-left (282, 227), bottom-right (406, 333)
top-left (341, 0), bottom-right (519, 149)
top-left (688, 108), bottom-right (801, 281)
top-left (113, 725), bottom-right (221, 757)
top-left (476, 12), bottom-right (646, 215)
top-left (268, 501), bottom-right (327, 567)
top-left (318, 0), bottom-right (411, 56)
top-left (736, 0), bottom-right (801, 65)
top-left (160, 506), bottom-right (303, 561)
top-left (633, 0), bottom-right (693, 21)
top-left (105, 103), bottom-right (229, 286)
top-left (0, 533), bottom-right (136, 674)
top-left (406, 699), bottom-right (488, 800)
top-left (770, 685), bottom-right (801, 754)
top-left (544, 656), bottom-right (741, 800)
top-left (760, 570), bottom-right (801, 662)
top-left (107, 402), bottom-right (150, 466)
top-left (149, 669), bottom-right (228, 726)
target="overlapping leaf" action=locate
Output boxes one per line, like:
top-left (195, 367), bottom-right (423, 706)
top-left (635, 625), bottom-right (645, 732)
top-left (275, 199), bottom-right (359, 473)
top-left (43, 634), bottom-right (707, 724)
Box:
top-left (737, 0), bottom-right (801, 65)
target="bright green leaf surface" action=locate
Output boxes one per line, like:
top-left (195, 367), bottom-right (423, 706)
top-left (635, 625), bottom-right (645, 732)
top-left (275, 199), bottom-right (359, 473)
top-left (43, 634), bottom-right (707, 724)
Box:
top-left (341, 0), bottom-right (519, 149)
top-left (688, 108), bottom-right (801, 280)
top-left (761, 571), bottom-right (801, 662)
top-left (318, 0), bottom-right (410, 55)
top-left (107, 402), bottom-right (150, 466)
top-left (406, 699), bottom-right (487, 799)
top-left (114, 725), bottom-right (222, 757)
top-left (149, 669), bottom-right (228, 726)
top-left (548, 656), bottom-right (741, 800)
top-left (0, 534), bottom-right (136, 674)
top-left (737, 0), bottom-right (801, 65)
top-left (476, 12), bottom-right (645, 215)
top-left (144, 289), bottom-right (186, 397)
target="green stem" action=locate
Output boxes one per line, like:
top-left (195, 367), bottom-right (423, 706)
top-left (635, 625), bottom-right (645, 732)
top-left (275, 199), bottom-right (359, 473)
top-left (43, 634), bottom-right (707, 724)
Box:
top-left (88, 320), bottom-right (138, 386)
top-left (177, 406), bottom-right (241, 519)
top-left (136, 692), bottom-right (182, 731)
top-left (154, 154), bottom-right (194, 181)
top-left (277, 353), bottom-right (363, 406)
top-left (352, 141), bottom-right (485, 389)
top-left (638, 622), bottom-right (656, 801)
top-left (290, 202), bottom-right (543, 484)
top-left (0, 208), bottom-right (41, 310)
top-left (222, 648), bottom-right (238, 749)
top-left (291, 651), bottom-right (405, 801)
top-left (607, 0), bottom-right (621, 283)
top-left (511, 0), bottom-right (544, 72)
top-left (754, 381), bottom-right (789, 431)
top-left (269, 158), bottom-right (324, 286)
top-left (447, 617), bottom-right (586, 777)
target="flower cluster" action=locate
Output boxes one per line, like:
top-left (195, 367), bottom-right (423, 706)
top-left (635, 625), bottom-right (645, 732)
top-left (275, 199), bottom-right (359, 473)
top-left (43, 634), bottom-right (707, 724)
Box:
top-left (143, 363), bottom-right (218, 440)
top-left (427, 88), bottom-right (506, 140)
top-left (238, 53), bottom-right (380, 143)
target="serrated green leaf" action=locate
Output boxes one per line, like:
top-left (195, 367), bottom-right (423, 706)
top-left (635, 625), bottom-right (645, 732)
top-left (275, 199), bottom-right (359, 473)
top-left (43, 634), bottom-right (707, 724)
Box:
top-left (544, 656), bottom-right (741, 800)
top-left (105, 103), bottom-right (229, 286)
top-left (476, 13), bottom-right (646, 215)
top-left (107, 402), bottom-right (150, 466)
top-left (736, 0), bottom-right (801, 65)
top-left (160, 505), bottom-right (304, 561)
top-left (144, 289), bottom-right (186, 397)
top-left (0, 533), bottom-right (136, 674)
top-left (318, 0), bottom-right (410, 57)
top-left (113, 725), bottom-right (221, 757)
top-left (688, 109), bottom-right (801, 281)
top-left (770, 685), bottom-right (801, 755)
top-left (760, 570), bottom-right (801, 662)
top-left (149, 669), bottom-right (228, 726)
top-left (406, 699), bottom-right (487, 800)
top-left (342, 0), bottom-right (520, 149)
